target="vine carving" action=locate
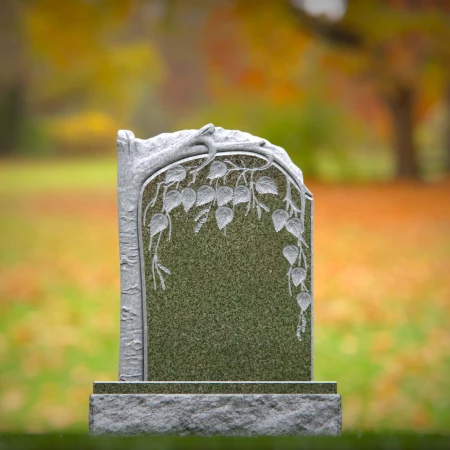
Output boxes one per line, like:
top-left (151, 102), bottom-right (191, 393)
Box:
top-left (143, 143), bottom-right (311, 341)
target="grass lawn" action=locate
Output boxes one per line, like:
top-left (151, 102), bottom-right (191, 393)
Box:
top-left (0, 433), bottom-right (449, 450)
top-left (0, 159), bottom-right (449, 433)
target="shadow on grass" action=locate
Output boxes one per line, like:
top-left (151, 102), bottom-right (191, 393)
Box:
top-left (0, 433), bottom-right (449, 450)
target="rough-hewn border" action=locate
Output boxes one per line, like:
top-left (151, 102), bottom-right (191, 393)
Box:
top-left (89, 394), bottom-right (341, 436)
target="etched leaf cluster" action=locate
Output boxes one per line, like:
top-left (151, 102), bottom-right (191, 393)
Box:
top-left (144, 159), bottom-right (279, 291)
top-left (271, 179), bottom-right (311, 341)
top-left (143, 153), bottom-right (311, 343)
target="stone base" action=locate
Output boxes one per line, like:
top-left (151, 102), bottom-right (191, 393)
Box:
top-left (89, 393), bottom-right (342, 436)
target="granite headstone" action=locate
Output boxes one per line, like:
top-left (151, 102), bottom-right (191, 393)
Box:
top-left (89, 124), bottom-right (342, 435)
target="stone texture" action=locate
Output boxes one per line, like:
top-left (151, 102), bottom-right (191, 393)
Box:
top-left (116, 125), bottom-right (311, 381)
top-left (89, 394), bottom-right (342, 436)
top-left (90, 125), bottom-right (341, 437)
top-left (141, 154), bottom-right (313, 381)
top-left (93, 381), bottom-right (337, 395)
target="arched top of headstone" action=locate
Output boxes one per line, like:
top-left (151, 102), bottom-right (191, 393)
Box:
top-left (117, 124), bottom-right (310, 197)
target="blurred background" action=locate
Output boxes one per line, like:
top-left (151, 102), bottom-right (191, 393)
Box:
top-left (0, 0), bottom-right (449, 433)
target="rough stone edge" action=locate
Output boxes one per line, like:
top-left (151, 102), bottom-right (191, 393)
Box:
top-left (117, 125), bottom-right (313, 381)
top-left (89, 394), bottom-right (341, 436)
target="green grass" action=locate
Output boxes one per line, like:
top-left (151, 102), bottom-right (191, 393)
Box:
top-left (0, 158), bottom-right (117, 194)
top-left (1, 159), bottom-right (449, 433)
top-left (0, 433), bottom-right (449, 450)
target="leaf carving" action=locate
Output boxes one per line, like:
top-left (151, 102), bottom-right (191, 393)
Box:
top-left (285, 218), bottom-right (304, 238)
top-left (297, 292), bottom-right (311, 311)
top-left (216, 186), bottom-right (233, 206)
top-left (181, 187), bottom-right (196, 212)
top-left (194, 208), bottom-right (209, 221)
top-left (291, 267), bottom-right (306, 287)
top-left (149, 213), bottom-right (168, 237)
top-left (233, 185), bottom-right (251, 205)
top-left (207, 161), bottom-right (227, 180)
top-left (283, 245), bottom-right (299, 265)
top-left (272, 209), bottom-right (289, 232)
top-left (165, 165), bottom-right (186, 183)
top-left (215, 206), bottom-right (234, 230)
top-left (196, 185), bottom-right (215, 206)
top-left (157, 262), bottom-right (171, 275)
top-left (255, 176), bottom-right (278, 195)
top-left (163, 190), bottom-right (182, 213)
top-left (259, 202), bottom-right (269, 212)
top-left (194, 216), bottom-right (207, 233)
top-left (256, 205), bottom-right (262, 219)
top-left (158, 272), bottom-right (166, 290)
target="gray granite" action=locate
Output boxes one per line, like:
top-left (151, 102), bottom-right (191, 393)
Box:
top-left (89, 125), bottom-right (341, 436)
top-left (89, 394), bottom-right (342, 436)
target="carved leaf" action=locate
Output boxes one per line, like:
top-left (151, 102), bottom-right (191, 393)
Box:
top-left (163, 190), bottom-right (182, 213)
top-left (291, 267), bottom-right (306, 287)
top-left (216, 186), bottom-right (233, 206)
top-left (194, 216), bottom-right (208, 233)
top-left (285, 218), bottom-right (304, 238)
top-left (158, 272), bottom-right (166, 290)
top-left (216, 206), bottom-right (234, 230)
top-left (196, 185), bottom-right (215, 206)
top-left (297, 292), bottom-right (311, 311)
top-left (207, 161), bottom-right (227, 180)
top-left (149, 213), bottom-right (168, 237)
top-left (255, 176), bottom-right (278, 195)
top-left (256, 205), bottom-right (262, 219)
top-left (283, 245), bottom-right (299, 265)
top-left (194, 208), bottom-right (209, 221)
top-left (181, 187), bottom-right (196, 212)
top-left (233, 185), bottom-right (251, 205)
top-left (272, 209), bottom-right (289, 232)
top-left (259, 202), bottom-right (269, 212)
top-left (165, 165), bottom-right (186, 183)
top-left (157, 262), bottom-right (171, 275)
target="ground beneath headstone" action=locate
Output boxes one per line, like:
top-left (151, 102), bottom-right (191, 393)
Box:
top-left (1, 159), bottom-right (449, 432)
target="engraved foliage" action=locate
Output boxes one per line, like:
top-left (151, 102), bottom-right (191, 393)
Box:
top-left (143, 148), bottom-right (311, 341)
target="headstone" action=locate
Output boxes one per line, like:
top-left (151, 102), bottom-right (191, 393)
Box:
top-left (89, 124), bottom-right (342, 436)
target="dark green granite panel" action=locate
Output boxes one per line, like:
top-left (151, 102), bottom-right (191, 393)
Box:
top-left (140, 154), bottom-right (312, 381)
top-left (93, 382), bottom-right (335, 394)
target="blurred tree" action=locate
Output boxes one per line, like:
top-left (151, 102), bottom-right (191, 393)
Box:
top-left (27, 0), bottom-right (164, 153)
top-left (177, 0), bottom-right (449, 179)
top-left (176, 0), bottom-right (450, 179)
top-left (0, 0), bottom-right (26, 157)
top-left (185, 1), bottom-right (366, 178)
top-left (203, 1), bottom-right (308, 106)
top-left (147, 1), bottom-right (209, 121)
top-left (431, 25), bottom-right (450, 173)
top-left (1, 0), bottom-right (164, 156)
top-left (445, 85), bottom-right (450, 172)
top-left (290, 0), bottom-right (450, 179)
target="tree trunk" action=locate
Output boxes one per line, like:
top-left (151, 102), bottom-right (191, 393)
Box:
top-left (385, 85), bottom-right (420, 180)
top-left (444, 82), bottom-right (450, 174)
top-left (0, 83), bottom-right (25, 157)
top-left (0, 0), bottom-right (25, 157)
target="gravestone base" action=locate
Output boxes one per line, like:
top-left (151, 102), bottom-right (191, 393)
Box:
top-left (89, 382), bottom-right (342, 436)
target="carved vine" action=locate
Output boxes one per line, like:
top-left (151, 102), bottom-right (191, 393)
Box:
top-left (142, 132), bottom-right (311, 341)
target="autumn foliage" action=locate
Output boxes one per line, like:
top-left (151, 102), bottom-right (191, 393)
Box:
top-left (1, 0), bottom-right (450, 434)
top-left (0, 161), bottom-right (449, 432)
